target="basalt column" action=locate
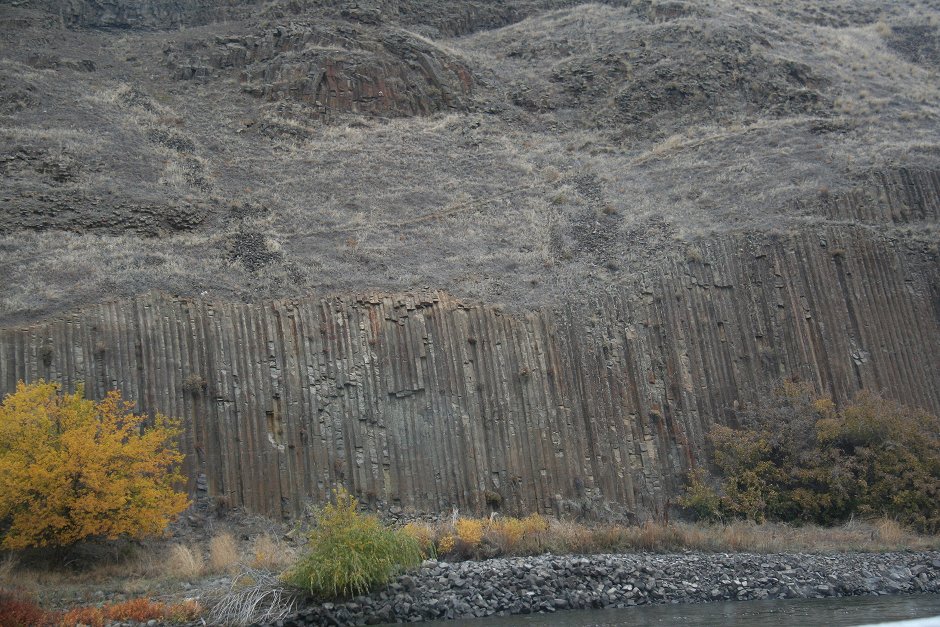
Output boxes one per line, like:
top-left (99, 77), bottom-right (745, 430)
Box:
top-left (1, 228), bottom-right (937, 519)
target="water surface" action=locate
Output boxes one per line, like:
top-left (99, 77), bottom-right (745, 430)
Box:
top-left (419, 594), bottom-right (940, 627)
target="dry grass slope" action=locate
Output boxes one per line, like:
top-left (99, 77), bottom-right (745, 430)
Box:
top-left (0, 0), bottom-right (937, 323)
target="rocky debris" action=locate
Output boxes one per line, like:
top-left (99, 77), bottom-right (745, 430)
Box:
top-left (761, 0), bottom-right (912, 28)
top-left (0, 77), bottom-right (216, 235)
top-left (0, 194), bottom-right (208, 235)
top-left (228, 231), bottom-right (283, 271)
top-left (164, 20), bottom-right (475, 119)
top-left (259, 0), bottom-right (589, 39)
top-left (1, 146), bottom-right (81, 184)
top-left (0, 68), bottom-right (41, 114)
top-left (29, 0), bottom-right (575, 35)
top-left (276, 552), bottom-right (940, 625)
top-left (606, 26), bottom-right (831, 126)
top-left (147, 127), bottom-right (196, 154)
top-left (0, 143), bottom-right (207, 235)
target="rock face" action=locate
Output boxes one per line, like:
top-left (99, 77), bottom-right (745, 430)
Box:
top-left (2, 225), bottom-right (937, 519)
top-left (164, 22), bottom-right (474, 118)
top-left (29, 0), bottom-right (257, 29)
top-left (1, 0), bottom-right (939, 521)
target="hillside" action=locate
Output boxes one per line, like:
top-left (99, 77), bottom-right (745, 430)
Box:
top-left (1, 0), bottom-right (938, 518)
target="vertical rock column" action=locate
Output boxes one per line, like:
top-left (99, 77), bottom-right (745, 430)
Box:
top-left (0, 228), bottom-right (937, 518)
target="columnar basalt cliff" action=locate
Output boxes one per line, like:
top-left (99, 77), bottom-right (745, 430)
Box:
top-left (2, 225), bottom-right (936, 519)
top-left (2, 0), bottom-right (940, 521)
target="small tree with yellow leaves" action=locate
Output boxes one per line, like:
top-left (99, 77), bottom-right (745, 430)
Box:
top-left (0, 380), bottom-right (189, 550)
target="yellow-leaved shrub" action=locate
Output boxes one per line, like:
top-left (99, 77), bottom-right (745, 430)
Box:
top-left (430, 513), bottom-right (551, 558)
top-left (455, 517), bottom-right (484, 546)
top-left (0, 380), bottom-right (189, 549)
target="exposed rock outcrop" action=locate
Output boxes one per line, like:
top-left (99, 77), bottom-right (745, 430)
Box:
top-left (27, 0), bottom-right (257, 29)
top-left (164, 22), bottom-right (474, 118)
top-left (2, 226), bottom-right (936, 519)
top-left (2, 0), bottom-right (939, 524)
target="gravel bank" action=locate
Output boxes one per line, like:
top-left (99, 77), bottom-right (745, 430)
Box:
top-left (276, 552), bottom-right (940, 626)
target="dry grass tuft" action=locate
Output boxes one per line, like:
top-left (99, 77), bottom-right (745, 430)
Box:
top-left (250, 533), bottom-right (294, 571)
top-left (165, 543), bottom-right (205, 580)
top-left (875, 518), bottom-right (906, 546)
top-left (209, 532), bottom-right (239, 574)
top-left (0, 553), bottom-right (18, 585)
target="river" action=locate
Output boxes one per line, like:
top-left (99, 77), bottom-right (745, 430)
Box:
top-left (419, 594), bottom-right (940, 626)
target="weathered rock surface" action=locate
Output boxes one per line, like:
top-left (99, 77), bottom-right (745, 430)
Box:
top-left (164, 21), bottom-right (474, 118)
top-left (277, 551), bottom-right (940, 625)
top-left (27, 0), bottom-right (258, 29)
top-left (32, 0), bottom-right (578, 35)
top-left (475, 4), bottom-right (833, 134)
top-left (1, 0), bottom-right (939, 523)
top-left (1, 226), bottom-right (936, 519)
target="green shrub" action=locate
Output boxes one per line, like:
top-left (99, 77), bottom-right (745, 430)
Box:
top-left (282, 489), bottom-right (424, 599)
top-left (678, 468), bottom-right (723, 522)
top-left (683, 383), bottom-right (940, 532)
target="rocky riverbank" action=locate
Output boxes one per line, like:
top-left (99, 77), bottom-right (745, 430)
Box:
top-left (276, 551), bottom-right (940, 626)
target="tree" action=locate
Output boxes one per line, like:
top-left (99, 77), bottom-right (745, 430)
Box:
top-left (0, 380), bottom-right (189, 549)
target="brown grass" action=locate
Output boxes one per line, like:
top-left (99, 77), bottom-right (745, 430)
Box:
top-left (0, 531), bottom-right (291, 604)
top-left (0, 531), bottom-right (289, 625)
top-left (103, 597), bottom-right (167, 622)
top-left (60, 606), bottom-right (105, 627)
top-left (415, 515), bottom-right (940, 559)
top-left (208, 532), bottom-right (239, 574)
top-left (52, 597), bottom-right (202, 627)
top-left (250, 533), bottom-right (295, 571)
top-left (0, 553), bottom-right (18, 585)
top-left (165, 543), bottom-right (205, 580)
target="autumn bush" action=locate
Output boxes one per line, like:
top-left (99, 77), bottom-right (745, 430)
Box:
top-left (0, 591), bottom-right (50, 627)
top-left (0, 380), bottom-right (189, 550)
top-left (680, 382), bottom-right (940, 532)
top-left (103, 597), bottom-right (166, 622)
top-left (282, 488), bottom-right (424, 599)
top-left (410, 513), bottom-right (550, 559)
top-left (54, 598), bottom-right (201, 626)
top-left (59, 606), bottom-right (104, 627)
